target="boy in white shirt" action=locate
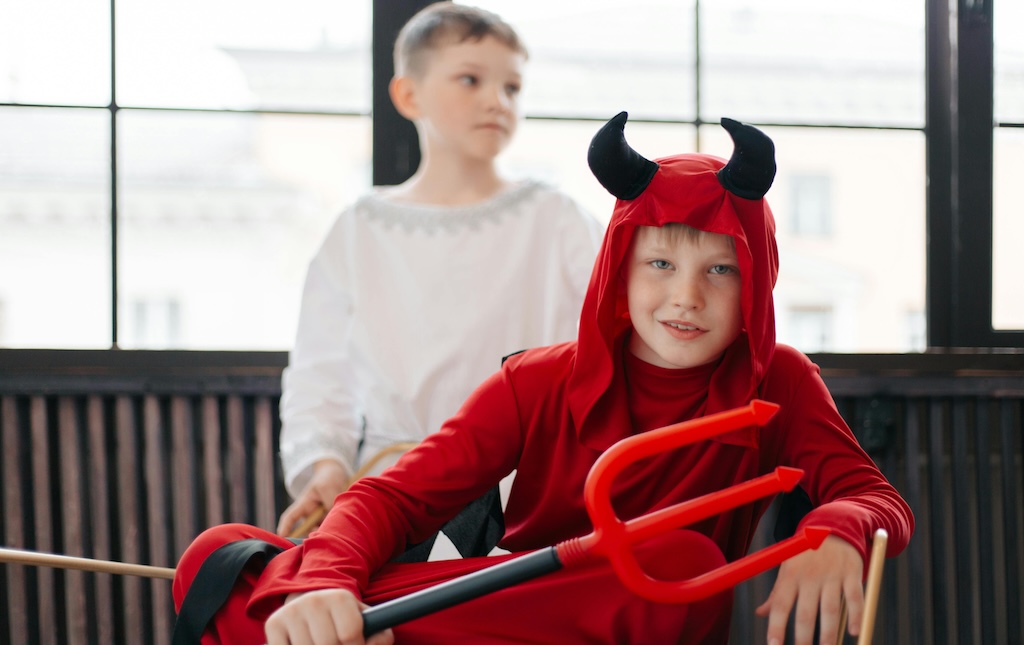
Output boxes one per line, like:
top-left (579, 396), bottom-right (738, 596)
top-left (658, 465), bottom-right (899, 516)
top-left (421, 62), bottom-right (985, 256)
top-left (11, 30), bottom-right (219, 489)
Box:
top-left (276, 2), bottom-right (603, 537)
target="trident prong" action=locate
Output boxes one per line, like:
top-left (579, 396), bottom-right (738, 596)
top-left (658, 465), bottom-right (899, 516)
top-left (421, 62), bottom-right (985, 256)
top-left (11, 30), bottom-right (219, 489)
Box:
top-left (558, 400), bottom-right (830, 603)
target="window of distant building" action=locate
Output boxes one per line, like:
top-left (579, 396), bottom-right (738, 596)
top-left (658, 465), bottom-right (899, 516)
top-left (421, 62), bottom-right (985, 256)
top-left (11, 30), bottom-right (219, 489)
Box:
top-left (788, 305), bottom-right (834, 353)
top-left (123, 298), bottom-right (181, 349)
top-left (905, 309), bottom-right (926, 352)
top-left (790, 174), bottom-right (833, 237)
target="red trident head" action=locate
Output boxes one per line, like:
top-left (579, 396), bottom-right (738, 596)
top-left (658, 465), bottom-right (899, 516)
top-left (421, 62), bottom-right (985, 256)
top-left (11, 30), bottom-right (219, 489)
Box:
top-left (557, 400), bottom-right (830, 603)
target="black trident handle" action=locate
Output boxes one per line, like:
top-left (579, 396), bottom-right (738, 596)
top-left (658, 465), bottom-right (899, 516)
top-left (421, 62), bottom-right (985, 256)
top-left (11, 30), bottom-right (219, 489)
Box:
top-left (361, 547), bottom-right (563, 636)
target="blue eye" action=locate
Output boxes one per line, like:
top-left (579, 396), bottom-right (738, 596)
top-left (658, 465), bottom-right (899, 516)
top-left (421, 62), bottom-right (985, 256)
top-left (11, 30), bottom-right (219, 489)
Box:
top-left (652, 259), bottom-right (672, 270)
top-left (459, 74), bottom-right (478, 86)
top-left (710, 265), bottom-right (736, 275)
top-left (505, 83), bottom-right (521, 97)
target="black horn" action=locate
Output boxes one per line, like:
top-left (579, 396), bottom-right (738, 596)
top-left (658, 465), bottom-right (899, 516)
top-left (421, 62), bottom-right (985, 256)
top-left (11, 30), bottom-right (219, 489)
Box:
top-left (716, 118), bottom-right (776, 200)
top-left (588, 111), bottom-right (659, 200)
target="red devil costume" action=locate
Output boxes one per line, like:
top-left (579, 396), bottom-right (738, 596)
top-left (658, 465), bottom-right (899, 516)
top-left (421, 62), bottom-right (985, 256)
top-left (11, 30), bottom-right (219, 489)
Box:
top-left (172, 113), bottom-right (914, 644)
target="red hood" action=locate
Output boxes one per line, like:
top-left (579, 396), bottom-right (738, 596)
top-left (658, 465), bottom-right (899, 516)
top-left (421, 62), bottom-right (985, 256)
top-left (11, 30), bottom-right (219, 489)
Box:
top-left (569, 113), bottom-right (779, 450)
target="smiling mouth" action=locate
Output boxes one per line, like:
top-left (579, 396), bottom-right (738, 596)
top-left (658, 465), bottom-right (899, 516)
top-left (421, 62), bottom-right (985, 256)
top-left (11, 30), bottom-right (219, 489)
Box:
top-left (665, 322), bottom-right (701, 332)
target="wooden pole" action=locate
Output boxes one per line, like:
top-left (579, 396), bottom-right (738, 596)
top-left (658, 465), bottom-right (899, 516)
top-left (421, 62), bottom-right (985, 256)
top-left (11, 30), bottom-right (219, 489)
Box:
top-left (858, 528), bottom-right (889, 645)
top-left (0, 442), bottom-right (422, 581)
top-left (0, 546), bottom-right (175, 580)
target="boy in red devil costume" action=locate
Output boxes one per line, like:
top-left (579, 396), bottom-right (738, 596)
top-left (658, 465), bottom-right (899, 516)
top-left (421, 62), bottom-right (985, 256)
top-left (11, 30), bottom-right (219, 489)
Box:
top-left (172, 113), bottom-right (914, 645)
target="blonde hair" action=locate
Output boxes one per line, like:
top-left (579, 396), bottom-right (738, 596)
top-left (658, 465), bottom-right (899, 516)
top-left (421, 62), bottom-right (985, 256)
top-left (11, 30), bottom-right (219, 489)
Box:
top-left (393, 2), bottom-right (527, 78)
top-left (636, 223), bottom-right (736, 250)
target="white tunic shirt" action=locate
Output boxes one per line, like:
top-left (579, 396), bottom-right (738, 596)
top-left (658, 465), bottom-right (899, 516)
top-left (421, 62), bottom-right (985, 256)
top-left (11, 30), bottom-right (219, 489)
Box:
top-left (280, 180), bottom-right (603, 497)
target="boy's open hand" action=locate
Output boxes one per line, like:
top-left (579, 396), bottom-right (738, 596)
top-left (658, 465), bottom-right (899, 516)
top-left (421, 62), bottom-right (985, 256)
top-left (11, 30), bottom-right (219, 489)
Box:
top-left (264, 589), bottom-right (394, 645)
top-left (755, 535), bottom-right (864, 645)
top-left (277, 460), bottom-right (350, 536)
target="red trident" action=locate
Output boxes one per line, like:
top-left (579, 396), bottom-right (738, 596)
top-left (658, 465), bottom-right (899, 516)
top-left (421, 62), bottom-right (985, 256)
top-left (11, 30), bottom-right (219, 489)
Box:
top-left (559, 399), bottom-right (829, 602)
top-left (362, 400), bottom-right (830, 635)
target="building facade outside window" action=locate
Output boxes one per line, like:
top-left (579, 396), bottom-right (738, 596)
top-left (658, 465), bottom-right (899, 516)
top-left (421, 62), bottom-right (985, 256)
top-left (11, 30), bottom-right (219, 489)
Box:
top-left (0, 0), bottom-right (1020, 352)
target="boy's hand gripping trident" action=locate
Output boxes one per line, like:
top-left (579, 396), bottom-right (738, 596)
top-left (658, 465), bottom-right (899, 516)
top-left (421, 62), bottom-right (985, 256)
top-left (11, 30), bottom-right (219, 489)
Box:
top-left (361, 400), bottom-right (830, 635)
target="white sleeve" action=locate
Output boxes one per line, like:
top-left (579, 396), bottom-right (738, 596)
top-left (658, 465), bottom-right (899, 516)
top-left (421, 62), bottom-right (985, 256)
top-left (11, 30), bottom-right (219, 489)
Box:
top-left (279, 227), bottom-right (362, 499)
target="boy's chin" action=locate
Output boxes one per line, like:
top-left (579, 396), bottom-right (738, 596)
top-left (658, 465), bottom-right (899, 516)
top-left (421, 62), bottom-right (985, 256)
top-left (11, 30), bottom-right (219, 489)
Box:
top-left (628, 342), bottom-right (721, 371)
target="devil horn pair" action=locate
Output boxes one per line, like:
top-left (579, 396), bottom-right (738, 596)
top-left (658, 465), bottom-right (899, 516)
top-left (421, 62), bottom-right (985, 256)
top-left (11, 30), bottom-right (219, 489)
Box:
top-left (587, 111), bottom-right (776, 201)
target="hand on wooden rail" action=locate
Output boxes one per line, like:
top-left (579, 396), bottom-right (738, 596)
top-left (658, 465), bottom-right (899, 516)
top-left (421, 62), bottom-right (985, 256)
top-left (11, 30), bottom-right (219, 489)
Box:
top-left (281, 442), bottom-right (420, 539)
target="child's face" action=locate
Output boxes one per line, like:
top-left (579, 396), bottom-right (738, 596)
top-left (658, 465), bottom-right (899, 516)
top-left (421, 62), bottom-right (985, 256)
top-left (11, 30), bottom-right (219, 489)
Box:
top-left (407, 35), bottom-right (524, 163)
top-left (625, 225), bottom-right (743, 370)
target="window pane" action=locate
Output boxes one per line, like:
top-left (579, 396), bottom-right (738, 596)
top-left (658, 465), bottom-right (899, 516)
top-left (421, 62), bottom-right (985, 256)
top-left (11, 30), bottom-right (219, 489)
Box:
top-left (789, 175), bottom-right (833, 236)
top-left (0, 0), bottom-right (110, 106)
top-left (704, 124), bottom-right (926, 353)
top-left (0, 107), bottom-right (111, 348)
top-left (118, 110), bottom-right (371, 349)
top-left (994, 0), bottom-right (1024, 124)
top-left (702, 1), bottom-right (924, 127)
top-left (477, 1), bottom-right (696, 120)
top-left (993, 0), bottom-right (1023, 330)
top-left (993, 128), bottom-right (1024, 330)
top-left (503, 118), bottom-right (696, 224)
top-left (787, 306), bottom-right (834, 353)
top-left (116, 0), bottom-right (370, 112)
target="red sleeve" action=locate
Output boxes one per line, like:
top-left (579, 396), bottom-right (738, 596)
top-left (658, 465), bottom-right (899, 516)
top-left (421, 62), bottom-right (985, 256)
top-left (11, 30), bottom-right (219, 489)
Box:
top-left (248, 367), bottom-right (525, 616)
top-left (763, 347), bottom-right (915, 569)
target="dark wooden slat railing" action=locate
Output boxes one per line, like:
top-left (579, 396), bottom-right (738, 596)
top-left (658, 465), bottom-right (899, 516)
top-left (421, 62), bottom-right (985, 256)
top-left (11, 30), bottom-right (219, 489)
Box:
top-left (0, 349), bottom-right (1021, 644)
top-left (0, 350), bottom-right (288, 645)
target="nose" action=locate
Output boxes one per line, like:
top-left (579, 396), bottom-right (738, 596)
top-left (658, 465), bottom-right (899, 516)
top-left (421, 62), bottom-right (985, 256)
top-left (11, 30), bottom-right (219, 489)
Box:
top-left (482, 82), bottom-right (512, 113)
top-left (671, 273), bottom-right (704, 310)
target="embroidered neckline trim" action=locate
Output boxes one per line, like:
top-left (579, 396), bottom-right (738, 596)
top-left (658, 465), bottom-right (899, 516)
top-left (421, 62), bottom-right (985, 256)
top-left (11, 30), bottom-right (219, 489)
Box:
top-left (361, 180), bottom-right (543, 234)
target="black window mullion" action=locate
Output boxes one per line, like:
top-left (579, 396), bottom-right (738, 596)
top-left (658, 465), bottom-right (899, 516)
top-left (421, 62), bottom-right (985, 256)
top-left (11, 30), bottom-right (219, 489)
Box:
top-left (925, 0), bottom-right (955, 348)
top-left (928, 0), bottom-right (1021, 348)
top-left (109, 0), bottom-right (119, 349)
top-left (371, 0), bottom-right (430, 186)
top-left (954, 0), bottom-right (996, 345)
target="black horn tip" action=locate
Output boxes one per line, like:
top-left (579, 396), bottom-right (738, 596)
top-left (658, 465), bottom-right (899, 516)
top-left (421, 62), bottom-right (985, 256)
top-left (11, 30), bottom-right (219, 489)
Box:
top-left (716, 117), bottom-right (777, 200)
top-left (588, 111), bottom-right (659, 200)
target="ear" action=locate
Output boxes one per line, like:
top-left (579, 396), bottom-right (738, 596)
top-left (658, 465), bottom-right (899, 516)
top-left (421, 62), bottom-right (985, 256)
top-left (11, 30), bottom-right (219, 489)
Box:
top-left (389, 75), bottom-right (420, 121)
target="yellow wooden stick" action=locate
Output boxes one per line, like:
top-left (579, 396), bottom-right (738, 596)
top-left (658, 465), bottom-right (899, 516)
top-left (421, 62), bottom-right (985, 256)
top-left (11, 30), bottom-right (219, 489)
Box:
top-left (837, 594), bottom-right (848, 642)
top-left (835, 527), bottom-right (887, 644)
top-left (0, 546), bottom-right (175, 580)
top-left (858, 528), bottom-right (888, 645)
top-left (287, 441), bottom-right (420, 539)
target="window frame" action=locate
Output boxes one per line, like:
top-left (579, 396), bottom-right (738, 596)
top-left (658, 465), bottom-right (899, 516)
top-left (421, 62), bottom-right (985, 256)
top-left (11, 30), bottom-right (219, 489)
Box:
top-left (1, 0), bottom-right (1018, 350)
top-left (926, 0), bottom-right (1021, 347)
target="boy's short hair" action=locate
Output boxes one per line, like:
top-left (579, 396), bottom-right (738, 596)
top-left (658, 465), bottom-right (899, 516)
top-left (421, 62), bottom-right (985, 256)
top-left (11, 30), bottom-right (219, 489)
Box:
top-left (637, 223), bottom-right (737, 251)
top-left (394, 2), bottom-right (528, 78)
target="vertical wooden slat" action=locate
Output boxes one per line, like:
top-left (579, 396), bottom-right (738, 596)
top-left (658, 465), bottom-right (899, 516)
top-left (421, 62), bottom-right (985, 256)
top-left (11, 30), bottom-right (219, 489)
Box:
top-left (974, 401), bottom-right (996, 645)
top-left (30, 396), bottom-right (57, 645)
top-left (877, 404), bottom-right (899, 645)
top-left (226, 396), bottom-right (247, 523)
top-left (254, 397), bottom-right (276, 531)
top-left (950, 401), bottom-right (975, 645)
top-left (143, 395), bottom-right (173, 645)
top-left (202, 396), bottom-right (224, 528)
top-left (903, 401), bottom-right (925, 645)
top-left (59, 397), bottom-right (88, 644)
top-left (87, 395), bottom-right (114, 644)
top-left (1001, 400), bottom-right (1022, 645)
top-left (1, 396), bottom-right (29, 642)
top-left (927, 399), bottom-right (950, 645)
top-left (171, 396), bottom-right (197, 558)
top-left (116, 395), bottom-right (143, 642)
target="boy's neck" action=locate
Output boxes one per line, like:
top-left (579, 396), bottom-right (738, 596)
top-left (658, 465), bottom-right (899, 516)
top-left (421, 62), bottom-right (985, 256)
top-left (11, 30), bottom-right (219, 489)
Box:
top-left (386, 156), bottom-right (512, 207)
